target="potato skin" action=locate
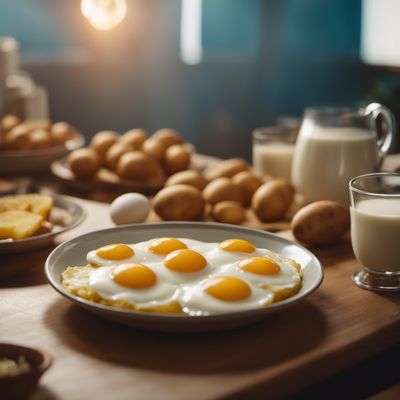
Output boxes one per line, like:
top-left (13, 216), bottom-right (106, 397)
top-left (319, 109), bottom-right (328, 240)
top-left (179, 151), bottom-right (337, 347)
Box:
top-left (152, 128), bottom-right (182, 148)
top-left (165, 170), bottom-right (207, 190)
top-left (153, 184), bottom-right (205, 221)
top-left (68, 148), bottom-right (100, 179)
top-left (204, 158), bottom-right (249, 181)
top-left (120, 129), bottom-right (149, 149)
top-left (90, 131), bottom-right (120, 159)
top-left (291, 200), bottom-right (350, 246)
top-left (164, 144), bottom-right (191, 174)
top-left (116, 151), bottom-right (164, 181)
top-left (252, 179), bottom-right (295, 222)
top-left (232, 171), bottom-right (262, 205)
top-left (212, 201), bottom-right (245, 224)
top-left (203, 177), bottom-right (244, 205)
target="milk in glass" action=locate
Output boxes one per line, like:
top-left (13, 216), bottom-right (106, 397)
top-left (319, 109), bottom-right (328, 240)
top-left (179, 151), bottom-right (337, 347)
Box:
top-left (351, 198), bottom-right (400, 272)
top-left (253, 142), bottom-right (295, 180)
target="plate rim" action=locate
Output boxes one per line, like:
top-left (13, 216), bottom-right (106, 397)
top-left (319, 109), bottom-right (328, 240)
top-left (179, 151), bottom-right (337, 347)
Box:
top-left (45, 222), bottom-right (324, 321)
top-left (0, 131), bottom-right (85, 158)
top-left (0, 194), bottom-right (86, 249)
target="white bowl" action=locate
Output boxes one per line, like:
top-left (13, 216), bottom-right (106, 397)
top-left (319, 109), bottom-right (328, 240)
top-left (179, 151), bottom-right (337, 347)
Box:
top-left (0, 194), bottom-right (86, 254)
top-left (45, 222), bottom-right (323, 332)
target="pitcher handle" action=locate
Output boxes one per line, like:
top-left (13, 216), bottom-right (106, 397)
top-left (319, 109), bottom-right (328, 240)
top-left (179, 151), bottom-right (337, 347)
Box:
top-left (364, 102), bottom-right (395, 157)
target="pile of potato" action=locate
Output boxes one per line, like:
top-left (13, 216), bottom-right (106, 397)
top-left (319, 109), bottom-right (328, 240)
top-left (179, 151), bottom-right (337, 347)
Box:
top-left (153, 157), bottom-right (295, 225)
top-left (67, 128), bottom-right (192, 181)
top-left (153, 157), bottom-right (351, 247)
top-left (0, 114), bottom-right (76, 151)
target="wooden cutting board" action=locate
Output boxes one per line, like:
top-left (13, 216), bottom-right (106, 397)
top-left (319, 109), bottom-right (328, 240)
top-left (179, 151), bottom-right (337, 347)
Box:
top-left (1, 197), bottom-right (399, 400)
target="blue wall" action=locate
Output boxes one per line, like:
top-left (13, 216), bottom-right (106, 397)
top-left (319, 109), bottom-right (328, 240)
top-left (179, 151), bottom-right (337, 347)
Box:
top-left (0, 0), bottom-right (396, 158)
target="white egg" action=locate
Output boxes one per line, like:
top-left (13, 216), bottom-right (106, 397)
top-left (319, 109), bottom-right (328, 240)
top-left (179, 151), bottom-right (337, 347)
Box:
top-left (110, 193), bottom-right (150, 225)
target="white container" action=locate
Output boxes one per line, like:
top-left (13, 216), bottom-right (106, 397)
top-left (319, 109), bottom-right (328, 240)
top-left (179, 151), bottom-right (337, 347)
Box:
top-left (292, 104), bottom-right (395, 205)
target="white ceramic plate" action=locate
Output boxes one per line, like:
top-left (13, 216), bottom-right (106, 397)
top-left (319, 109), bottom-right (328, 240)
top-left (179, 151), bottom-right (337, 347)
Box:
top-left (0, 195), bottom-right (86, 254)
top-left (45, 223), bottom-right (323, 332)
top-left (0, 132), bottom-right (84, 175)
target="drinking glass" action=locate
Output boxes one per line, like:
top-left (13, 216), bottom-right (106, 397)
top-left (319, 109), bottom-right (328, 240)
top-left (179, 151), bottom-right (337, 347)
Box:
top-left (252, 126), bottom-right (297, 180)
top-left (350, 172), bottom-right (400, 291)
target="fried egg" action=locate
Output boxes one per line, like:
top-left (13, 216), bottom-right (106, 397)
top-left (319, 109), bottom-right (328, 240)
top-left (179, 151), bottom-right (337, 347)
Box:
top-left (62, 237), bottom-right (302, 315)
top-left (87, 243), bottom-right (137, 267)
top-left (181, 275), bottom-right (274, 315)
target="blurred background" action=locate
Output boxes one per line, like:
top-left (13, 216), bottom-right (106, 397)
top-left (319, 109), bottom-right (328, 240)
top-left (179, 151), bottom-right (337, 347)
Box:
top-left (1, 0), bottom-right (399, 159)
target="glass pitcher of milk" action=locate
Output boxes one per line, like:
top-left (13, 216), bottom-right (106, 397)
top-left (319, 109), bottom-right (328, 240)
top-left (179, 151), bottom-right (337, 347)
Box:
top-left (291, 104), bottom-right (395, 205)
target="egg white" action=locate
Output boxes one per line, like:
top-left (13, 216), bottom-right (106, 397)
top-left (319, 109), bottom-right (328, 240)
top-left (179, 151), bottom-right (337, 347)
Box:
top-left (89, 266), bottom-right (179, 308)
top-left (213, 259), bottom-right (301, 289)
top-left (180, 276), bottom-right (274, 316)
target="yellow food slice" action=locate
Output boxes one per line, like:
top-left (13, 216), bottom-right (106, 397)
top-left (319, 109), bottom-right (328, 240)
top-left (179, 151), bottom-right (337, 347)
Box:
top-left (0, 210), bottom-right (43, 240)
top-left (18, 194), bottom-right (53, 218)
top-left (0, 197), bottom-right (30, 213)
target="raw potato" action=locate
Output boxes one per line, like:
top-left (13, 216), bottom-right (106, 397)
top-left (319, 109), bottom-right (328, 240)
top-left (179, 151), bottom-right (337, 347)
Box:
top-left (105, 142), bottom-right (132, 170)
top-left (67, 148), bottom-right (100, 179)
top-left (116, 151), bottom-right (164, 181)
top-left (5, 125), bottom-right (32, 150)
top-left (29, 129), bottom-right (53, 149)
top-left (204, 158), bottom-right (249, 181)
top-left (1, 114), bottom-right (20, 132)
top-left (152, 128), bottom-right (183, 148)
top-left (164, 144), bottom-right (191, 174)
top-left (291, 200), bottom-right (350, 246)
top-left (252, 179), bottom-right (295, 222)
top-left (212, 201), bottom-right (245, 224)
top-left (120, 129), bottom-right (149, 149)
top-left (203, 177), bottom-right (244, 205)
top-left (90, 131), bottom-right (120, 159)
top-left (142, 138), bottom-right (166, 163)
top-left (232, 171), bottom-right (263, 205)
top-left (153, 184), bottom-right (205, 221)
top-left (51, 122), bottom-right (75, 143)
top-left (165, 170), bottom-right (208, 190)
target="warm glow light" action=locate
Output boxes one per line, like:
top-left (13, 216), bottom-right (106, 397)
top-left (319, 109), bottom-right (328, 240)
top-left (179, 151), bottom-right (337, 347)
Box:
top-left (81, 0), bottom-right (127, 31)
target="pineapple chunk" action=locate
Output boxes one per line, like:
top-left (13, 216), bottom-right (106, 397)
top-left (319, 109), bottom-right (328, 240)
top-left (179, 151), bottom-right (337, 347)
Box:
top-left (0, 210), bottom-right (43, 240)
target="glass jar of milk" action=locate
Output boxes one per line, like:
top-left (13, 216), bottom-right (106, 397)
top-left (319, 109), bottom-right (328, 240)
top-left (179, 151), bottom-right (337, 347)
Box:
top-left (291, 104), bottom-right (395, 205)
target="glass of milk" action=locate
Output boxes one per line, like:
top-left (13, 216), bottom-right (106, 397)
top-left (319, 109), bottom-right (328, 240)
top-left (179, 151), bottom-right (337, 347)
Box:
top-left (350, 173), bottom-right (400, 291)
top-left (292, 103), bottom-right (395, 205)
top-left (252, 126), bottom-right (297, 180)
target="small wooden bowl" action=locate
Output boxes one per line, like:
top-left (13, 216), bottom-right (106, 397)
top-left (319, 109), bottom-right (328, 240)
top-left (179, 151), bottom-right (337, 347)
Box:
top-left (0, 343), bottom-right (52, 400)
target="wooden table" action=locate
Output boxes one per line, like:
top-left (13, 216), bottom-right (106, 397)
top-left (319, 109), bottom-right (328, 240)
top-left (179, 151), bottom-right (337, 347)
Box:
top-left (1, 196), bottom-right (400, 400)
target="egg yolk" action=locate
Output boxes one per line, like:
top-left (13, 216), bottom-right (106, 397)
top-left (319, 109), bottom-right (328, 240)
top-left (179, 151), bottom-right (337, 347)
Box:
top-left (239, 257), bottom-right (281, 275)
top-left (96, 244), bottom-right (134, 260)
top-left (111, 263), bottom-right (157, 289)
top-left (219, 239), bottom-right (255, 253)
top-left (147, 237), bottom-right (187, 255)
top-left (204, 276), bottom-right (251, 301)
top-left (164, 249), bottom-right (207, 272)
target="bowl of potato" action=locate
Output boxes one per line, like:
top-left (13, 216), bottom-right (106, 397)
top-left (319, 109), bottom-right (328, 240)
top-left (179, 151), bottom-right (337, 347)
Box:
top-left (51, 128), bottom-right (209, 194)
top-left (0, 115), bottom-right (84, 175)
